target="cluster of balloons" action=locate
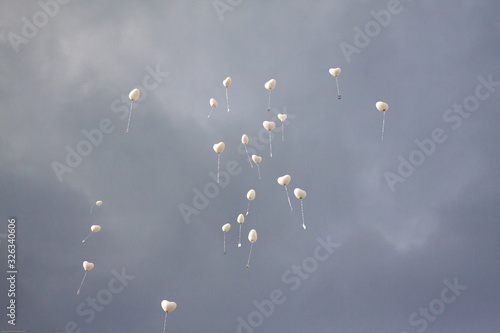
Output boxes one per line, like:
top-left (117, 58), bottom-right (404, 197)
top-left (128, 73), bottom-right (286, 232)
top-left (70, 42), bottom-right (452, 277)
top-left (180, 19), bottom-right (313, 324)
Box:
top-left (221, 222), bottom-right (258, 269)
top-left (71, 86), bottom-right (184, 332)
top-left (208, 76), bottom-right (232, 118)
top-left (205, 75), bottom-right (314, 273)
top-left (276, 175), bottom-right (308, 228)
top-left (208, 77), bottom-right (278, 116)
top-left (71, 67), bottom-right (389, 329)
top-left (329, 67), bottom-right (390, 140)
top-left (77, 200), bottom-right (103, 295)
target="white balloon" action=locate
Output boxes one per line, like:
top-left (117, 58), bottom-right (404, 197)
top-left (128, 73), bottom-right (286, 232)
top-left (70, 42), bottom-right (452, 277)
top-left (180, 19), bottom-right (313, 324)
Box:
top-left (90, 225), bottom-right (101, 232)
top-left (222, 223), bottom-right (231, 232)
top-left (237, 214), bottom-right (245, 224)
top-left (210, 98), bottom-right (218, 108)
top-left (277, 175), bottom-right (291, 186)
top-left (329, 68), bottom-right (341, 77)
top-left (248, 229), bottom-right (257, 242)
top-left (265, 79), bottom-right (276, 90)
top-left (213, 142), bottom-right (225, 154)
top-left (90, 200), bottom-right (103, 213)
top-left (376, 101), bottom-right (389, 112)
top-left (277, 114), bottom-right (287, 122)
top-left (241, 134), bottom-right (249, 145)
top-left (247, 189), bottom-right (256, 200)
top-left (223, 77), bottom-right (231, 88)
top-left (294, 188), bottom-right (308, 229)
top-left (129, 88), bottom-right (140, 101)
top-left (161, 300), bottom-right (177, 313)
top-left (294, 188), bottom-right (307, 200)
top-left (251, 155), bottom-right (262, 164)
top-left (263, 121), bottom-right (276, 131)
top-left (83, 261), bottom-right (94, 271)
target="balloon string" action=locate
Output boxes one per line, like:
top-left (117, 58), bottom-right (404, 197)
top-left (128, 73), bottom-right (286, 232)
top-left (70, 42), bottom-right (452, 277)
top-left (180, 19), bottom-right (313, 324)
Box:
top-left (281, 124), bottom-right (284, 142)
top-left (268, 132), bottom-right (272, 157)
top-left (224, 232), bottom-right (227, 254)
top-left (238, 224), bottom-right (242, 247)
top-left (226, 88), bottom-right (230, 112)
top-left (335, 77), bottom-right (341, 99)
top-left (301, 200), bottom-right (306, 230)
top-left (246, 201), bottom-right (251, 216)
top-left (82, 232), bottom-right (92, 243)
top-left (246, 243), bottom-right (254, 269)
top-left (90, 203), bottom-right (95, 213)
top-left (256, 164), bottom-right (261, 180)
top-left (126, 102), bottom-right (133, 134)
top-left (244, 146), bottom-right (253, 168)
top-left (77, 271), bottom-right (88, 295)
top-left (285, 185), bottom-right (293, 212)
top-left (217, 154), bottom-right (220, 183)
top-left (163, 312), bottom-right (168, 333)
top-left (267, 91), bottom-right (271, 111)
top-left (208, 109), bottom-right (212, 118)
top-left (381, 112), bottom-right (386, 142)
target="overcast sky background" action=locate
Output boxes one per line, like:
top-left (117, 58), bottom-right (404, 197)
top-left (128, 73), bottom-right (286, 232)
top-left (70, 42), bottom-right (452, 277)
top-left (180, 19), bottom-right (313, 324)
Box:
top-left (0, 0), bottom-right (500, 332)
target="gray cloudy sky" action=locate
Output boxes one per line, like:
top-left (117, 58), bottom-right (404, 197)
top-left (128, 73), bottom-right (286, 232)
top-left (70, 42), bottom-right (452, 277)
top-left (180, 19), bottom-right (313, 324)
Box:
top-left (1, 0), bottom-right (500, 332)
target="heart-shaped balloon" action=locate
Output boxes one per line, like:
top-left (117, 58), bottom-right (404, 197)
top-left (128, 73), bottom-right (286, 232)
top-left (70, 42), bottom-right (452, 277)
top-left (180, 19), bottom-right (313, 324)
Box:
top-left (264, 79), bottom-right (276, 90)
top-left (83, 261), bottom-right (94, 271)
top-left (210, 98), bottom-right (218, 108)
top-left (277, 114), bottom-right (287, 122)
top-left (213, 142), bottom-right (225, 154)
top-left (223, 77), bottom-right (231, 88)
top-left (222, 223), bottom-right (231, 232)
top-left (251, 155), bottom-right (262, 164)
top-left (247, 189), bottom-right (256, 200)
top-left (263, 121), bottom-right (276, 131)
top-left (129, 88), bottom-right (140, 101)
top-left (294, 188), bottom-right (307, 200)
top-left (248, 229), bottom-right (257, 242)
top-left (91, 225), bottom-right (101, 232)
top-left (376, 101), bottom-right (388, 112)
top-left (329, 68), bottom-right (341, 77)
top-left (161, 300), bottom-right (177, 313)
top-left (277, 175), bottom-right (291, 186)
